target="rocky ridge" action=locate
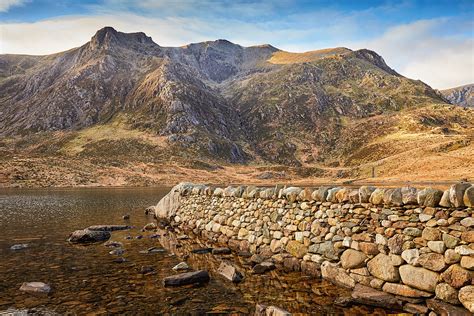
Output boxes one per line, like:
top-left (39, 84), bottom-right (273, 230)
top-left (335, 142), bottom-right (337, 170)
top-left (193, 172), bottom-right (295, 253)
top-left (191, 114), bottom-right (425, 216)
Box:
top-left (441, 84), bottom-right (474, 107)
top-left (1, 27), bottom-right (473, 186)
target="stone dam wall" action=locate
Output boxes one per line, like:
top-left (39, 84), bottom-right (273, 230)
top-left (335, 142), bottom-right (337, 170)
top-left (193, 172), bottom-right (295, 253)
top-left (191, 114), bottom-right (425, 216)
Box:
top-left (155, 183), bottom-right (474, 314)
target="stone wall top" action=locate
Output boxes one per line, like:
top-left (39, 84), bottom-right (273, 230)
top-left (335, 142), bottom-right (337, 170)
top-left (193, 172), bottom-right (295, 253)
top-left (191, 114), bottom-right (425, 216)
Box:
top-left (175, 182), bottom-right (474, 209)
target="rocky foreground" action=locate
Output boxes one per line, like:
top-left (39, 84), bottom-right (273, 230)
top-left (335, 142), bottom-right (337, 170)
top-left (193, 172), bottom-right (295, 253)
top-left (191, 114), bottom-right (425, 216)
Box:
top-left (151, 182), bottom-right (474, 314)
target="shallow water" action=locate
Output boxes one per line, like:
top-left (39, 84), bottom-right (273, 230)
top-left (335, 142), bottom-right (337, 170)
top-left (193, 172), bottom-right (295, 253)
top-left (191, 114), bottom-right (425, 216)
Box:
top-left (0, 187), bottom-right (390, 315)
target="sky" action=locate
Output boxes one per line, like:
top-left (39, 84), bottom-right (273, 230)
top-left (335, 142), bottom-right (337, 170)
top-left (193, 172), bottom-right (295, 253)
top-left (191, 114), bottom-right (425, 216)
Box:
top-left (0, 0), bottom-right (473, 89)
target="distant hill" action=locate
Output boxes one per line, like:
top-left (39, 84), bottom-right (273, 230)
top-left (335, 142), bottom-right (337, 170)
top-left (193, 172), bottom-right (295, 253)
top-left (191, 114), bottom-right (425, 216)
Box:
top-left (0, 27), bottom-right (473, 187)
top-left (441, 84), bottom-right (474, 107)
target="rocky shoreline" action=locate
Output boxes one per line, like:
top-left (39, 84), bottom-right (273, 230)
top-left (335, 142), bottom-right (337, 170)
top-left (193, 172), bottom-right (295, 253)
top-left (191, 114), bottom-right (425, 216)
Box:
top-left (152, 182), bottom-right (474, 314)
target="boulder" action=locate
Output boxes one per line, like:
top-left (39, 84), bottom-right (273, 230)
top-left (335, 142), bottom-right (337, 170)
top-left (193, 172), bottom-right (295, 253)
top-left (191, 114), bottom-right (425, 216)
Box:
top-left (385, 188), bottom-right (403, 206)
top-left (367, 254), bottom-right (400, 282)
top-left (321, 261), bottom-right (355, 288)
top-left (68, 229), bottom-right (110, 243)
top-left (382, 283), bottom-right (432, 298)
top-left (340, 249), bottom-right (367, 269)
top-left (417, 253), bottom-right (446, 272)
top-left (285, 240), bottom-right (307, 259)
top-left (350, 284), bottom-right (403, 310)
top-left (163, 270), bottom-right (210, 286)
top-left (401, 187), bottom-right (418, 205)
top-left (463, 186), bottom-right (474, 207)
top-left (449, 183), bottom-right (471, 207)
top-left (435, 283), bottom-right (460, 305)
top-left (399, 265), bottom-right (439, 292)
top-left (359, 242), bottom-right (379, 256)
top-left (359, 186), bottom-right (376, 203)
top-left (428, 241), bottom-right (446, 254)
top-left (326, 188), bottom-right (341, 203)
top-left (458, 285), bottom-right (474, 313)
top-left (369, 189), bottom-right (385, 205)
top-left (445, 249), bottom-right (461, 264)
top-left (443, 233), bottom-right (460, 249)
top-left (335, 188), bottom-right (350, 203)
top-left (282, 187), bottom-right (302, 202)
top-left (155, 182), bottom-right (193, 218)
top-left (387, 234), bottom-right (404, 255)
top-left (422, 227), bottom-right (442, 241)
top-left (441, 264), bottom-right (472, 289)
top-left (217, 262), bottom-right (243, 283)
top-left (426, 299), bottom-right (471, 316)
top-left (301, 261), bottom-right (321, 277)
top-left (460, 256), bottom-right (474, 270)
top-left (439, 190), bottom-right (452, 208)
top-left (348, 189), bottom-right (360, 203)
top-left (401, 249), bottom-right (420, 266)
top-left (19, 282), bottom-right (51, 294)
top-left (213, 187), bottom-right (224, 197)
top-left (417, 188), bottom-right (443, 207)
top-left (298, 188), bottom-right (313, 201)
top-left (312, 187), bottom-right (330, 202)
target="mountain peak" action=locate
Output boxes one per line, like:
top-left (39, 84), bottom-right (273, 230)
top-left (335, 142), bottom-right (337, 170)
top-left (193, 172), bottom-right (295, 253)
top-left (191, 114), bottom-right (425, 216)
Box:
top-left (90, 26), bottom-right (156, 50)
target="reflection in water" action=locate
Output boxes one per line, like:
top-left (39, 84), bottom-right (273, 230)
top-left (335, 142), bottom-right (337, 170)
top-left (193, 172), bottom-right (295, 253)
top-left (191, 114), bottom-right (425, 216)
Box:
top-left (0, 188), bottom-right (389, 315)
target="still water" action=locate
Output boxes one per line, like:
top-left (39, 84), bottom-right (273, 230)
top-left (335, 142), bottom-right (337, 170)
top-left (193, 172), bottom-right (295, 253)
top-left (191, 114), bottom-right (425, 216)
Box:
top-left (0, 187), bottom-right (388, 315)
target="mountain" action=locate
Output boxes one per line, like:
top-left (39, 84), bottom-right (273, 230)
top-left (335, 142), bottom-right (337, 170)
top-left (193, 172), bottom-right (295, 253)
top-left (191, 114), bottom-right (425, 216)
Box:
top-left (1, 27), bottom-right (473, 187)
top-left (441, 84), bottom-right (474, 107)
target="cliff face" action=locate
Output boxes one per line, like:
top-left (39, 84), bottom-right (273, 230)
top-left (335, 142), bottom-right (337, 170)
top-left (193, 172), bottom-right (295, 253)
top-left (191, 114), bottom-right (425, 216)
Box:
top-left (1, 27), bottom-right (473, 186)
top-left (441, 84), bottom-right (474, 108)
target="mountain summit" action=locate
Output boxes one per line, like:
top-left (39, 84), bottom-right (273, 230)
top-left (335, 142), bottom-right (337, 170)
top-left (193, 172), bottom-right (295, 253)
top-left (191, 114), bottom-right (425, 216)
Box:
top-left (0, 27), bottom-right (472, 186)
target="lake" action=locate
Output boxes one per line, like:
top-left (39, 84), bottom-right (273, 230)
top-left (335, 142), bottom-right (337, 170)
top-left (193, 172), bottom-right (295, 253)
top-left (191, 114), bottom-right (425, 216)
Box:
top-left (0, 187), bottom-right (386, 315)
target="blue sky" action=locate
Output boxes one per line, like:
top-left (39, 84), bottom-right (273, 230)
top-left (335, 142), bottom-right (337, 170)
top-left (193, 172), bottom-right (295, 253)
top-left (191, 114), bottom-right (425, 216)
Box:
top-left (1, 0), bottom-right (473, 88)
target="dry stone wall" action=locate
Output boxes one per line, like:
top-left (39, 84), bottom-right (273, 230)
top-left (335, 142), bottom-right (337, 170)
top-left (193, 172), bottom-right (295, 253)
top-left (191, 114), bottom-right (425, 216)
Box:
top-left (157, 183), bottom-right (474, 313)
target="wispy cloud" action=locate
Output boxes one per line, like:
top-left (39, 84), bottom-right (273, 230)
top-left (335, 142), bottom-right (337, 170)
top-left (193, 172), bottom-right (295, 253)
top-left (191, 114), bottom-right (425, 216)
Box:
top-left (0, 0), bottom-right (28, 12)
top-left (351, 18), bottom-right (474, 89)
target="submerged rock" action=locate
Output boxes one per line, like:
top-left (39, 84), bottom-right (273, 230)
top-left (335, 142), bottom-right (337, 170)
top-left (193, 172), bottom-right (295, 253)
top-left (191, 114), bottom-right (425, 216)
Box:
top-left (191, 248), bottom-right (213, 254)
top-left (10, 244), bottom-right (29, 250)
top-left (172, 262), bottom-right (189, 271)
top-left (87, 225), bottom-right (131, 231)
top-left (139, 266), bottom-right (155, 274)
top-left (163, 270), bottom-right (210, 286)
top-left (104, 241), bottom-right (123, 248)
top-left (19, 282), bottom-right (51, 294)
top-left (252, 261), bottom-right (276, 274)
top-left (351, 284), bottom-right (403, 310)
top-left (68, 229), bottom-right (110, 243)
top-left (212, 247), bottom-right (231, 255)
top-left (254, 304), bottom-right (291, 316)
top-left (109, 248), bottom-right (125, 256)
top-left (426, 298), bottom-right (471, 316)
top-left (143, 223), bottom-right (157, 231)
top-left (217, 262), bottom-right (243, 283)
top-left (139, 247), bottom-right (166, 254)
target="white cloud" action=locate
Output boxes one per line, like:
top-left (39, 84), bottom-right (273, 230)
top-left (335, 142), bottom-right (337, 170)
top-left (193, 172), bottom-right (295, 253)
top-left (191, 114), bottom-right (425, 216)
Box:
top-left (0, 13), bottom-right (313, 55)
top-left (0, 9), bottom-right (472, 89)
top-left (350, 18), bottom-right (474, 89)
top-left (0, 0), bottom-right (28, 12)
